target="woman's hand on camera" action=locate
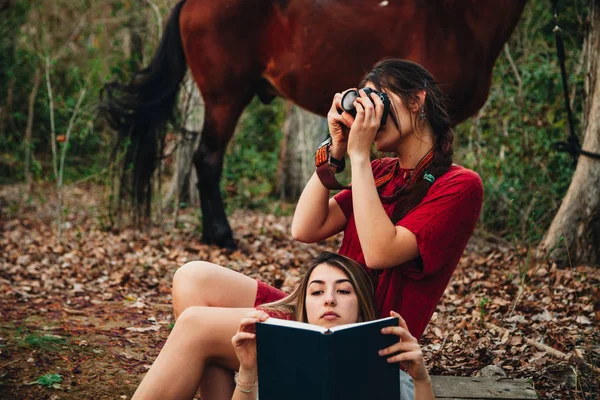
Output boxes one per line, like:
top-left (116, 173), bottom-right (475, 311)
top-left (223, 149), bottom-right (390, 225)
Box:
top-left (379, 311), bottom-right (430, 384)
top-left (231, 309), bottom-right (269, 371)
top-left (327, 91), bottom-right (355, 159)
top-left (347, 89), bottom-right (384, 161)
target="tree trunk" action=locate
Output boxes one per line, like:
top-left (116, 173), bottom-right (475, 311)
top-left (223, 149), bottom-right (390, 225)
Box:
top-left (163, 72), bottom-right (204, 210)
top-left (537, 0), bottom-right (600, 266)
top-left (127, 1), bottom-right (145, 70)
top-left (277, 103), bottom-right (328, 200)
top-left (0, 0), bottom-right (15, 11)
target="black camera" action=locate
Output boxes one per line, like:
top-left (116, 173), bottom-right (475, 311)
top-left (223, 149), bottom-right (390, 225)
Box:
top-left (340, 87), bottom-right (390, 127)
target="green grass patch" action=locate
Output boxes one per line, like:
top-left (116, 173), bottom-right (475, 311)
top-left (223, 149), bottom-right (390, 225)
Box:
top-left (36, 373), bottom-right (63, 387)
top-left (18, 333), bottom-right (68, 352)
top-left (25, 373), bottom-right (63, 389)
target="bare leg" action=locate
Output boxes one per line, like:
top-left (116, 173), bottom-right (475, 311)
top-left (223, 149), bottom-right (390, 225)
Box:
top-left (172, 261), bottom-right (259, 318)
top-left (132, 306), bottom-right (252, 400)
top-left (199, 365), bottom-right (235, 400)
top-left (171, 262), bottom-right (263, 398)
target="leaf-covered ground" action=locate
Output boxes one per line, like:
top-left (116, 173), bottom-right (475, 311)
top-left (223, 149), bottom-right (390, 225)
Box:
top-left (0, 184), bottom-right (598, 399)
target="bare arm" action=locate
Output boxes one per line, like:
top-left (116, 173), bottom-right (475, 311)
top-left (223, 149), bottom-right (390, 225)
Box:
top-left (347, 91), bottom-right (419, 269)
top-left (380, 311), bottom-right (435, 400)
top-left (292, 91), bottom-right (354, 243)
top-left (349, 156), bottom-right (419, 269)
top-left (231, 310), bottom-right (269, 400)
top-left (231, 367), bottom-right (258, 400)
top-left (291, 171), bottom-right (347, 243)
top-left (413, 379), bottom-right (436, 400)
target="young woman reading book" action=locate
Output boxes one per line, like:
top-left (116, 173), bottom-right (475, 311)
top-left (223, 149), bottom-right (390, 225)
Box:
top-left (133, 252), bottom-right (434, 400)
top-left (169, 59), bottom-right (483, 397)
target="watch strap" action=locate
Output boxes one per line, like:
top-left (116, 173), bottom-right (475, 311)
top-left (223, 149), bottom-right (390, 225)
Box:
top-left (315, 134), bottom-right (350, 189)
top-left (315, 145), bottom-right (329, 168)
top-left (316, 163), bottom-right (350, 190)
top-left (328, 153), bottom-right (345, 173)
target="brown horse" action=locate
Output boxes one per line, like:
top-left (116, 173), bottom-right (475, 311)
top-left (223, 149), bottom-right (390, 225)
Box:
top-left (101, 0), bottom-right (526, 249)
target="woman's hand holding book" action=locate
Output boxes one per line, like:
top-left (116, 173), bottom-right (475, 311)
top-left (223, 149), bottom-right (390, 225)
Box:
top-left (232, 310), bottom-right (270, 371)
top-left (379, 311), bottom-right (431, 385)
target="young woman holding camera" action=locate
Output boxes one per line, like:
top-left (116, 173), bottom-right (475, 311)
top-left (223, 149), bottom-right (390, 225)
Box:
top-left (162, 58), bottom-right (483, 398)
top-left (133, 253), bottom-right (433, 400)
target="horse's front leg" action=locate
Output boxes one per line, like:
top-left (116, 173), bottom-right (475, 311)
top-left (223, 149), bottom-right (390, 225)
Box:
top-left (193, 93), bottom-right (254, 249)
top-left (194, 137), bottom-right (234, 249)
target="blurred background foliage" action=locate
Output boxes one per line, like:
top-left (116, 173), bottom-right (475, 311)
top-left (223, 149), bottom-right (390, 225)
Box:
top-left (222, 97), bottom-right (286, 212)
top-left (0, 0), bottom-right (589, 242)
top-left (454, 0), bottom-right (588, 242)
top-left (0, 0), bottom-right (171, 185)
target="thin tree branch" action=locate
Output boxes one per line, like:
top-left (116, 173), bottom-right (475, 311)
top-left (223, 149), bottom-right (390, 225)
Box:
top-left (24, 71), bottom-right (42, 191)
top-left (51, 17), bottom-right (87, 64)
top-left (45, 56), bottom-right (58, 182)
top-left (144, 0), bottom-right (163, 39)
top-left (504, 44), bottom-right (523, 100)
top-left (56, 86), bottom-right (86, 241)
top-left (58, 87), bottom-right (87, 190)
top-left (45, 55), bottom-right (63, 242)
top-left (485, 322), bottom-right (600, 374)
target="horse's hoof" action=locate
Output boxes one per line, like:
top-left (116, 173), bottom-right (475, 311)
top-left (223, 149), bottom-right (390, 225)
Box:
top-left (218, 236), bottom-right (237, 251)
top-left (201, 233), bottom-right (214, 245)
top-left (202, 231), bottom-right (237, 250)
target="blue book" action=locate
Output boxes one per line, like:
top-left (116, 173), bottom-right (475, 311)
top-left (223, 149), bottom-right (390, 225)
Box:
top-left (256, 316), bottom-right (400, 400)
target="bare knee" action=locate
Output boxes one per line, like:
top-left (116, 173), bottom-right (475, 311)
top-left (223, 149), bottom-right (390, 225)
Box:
top-left (173, 307), bottom-right (215, 349)
top-left (173, 261), bottom-right (215, 294)
top-left (173, 306), bottom-right (234, 350)
top-left (172, 260), bottom-right (258, 319)
top-left (173, 261), bottom-right (217, 317)
top-left (174, 306), bottom-right (238, 361)
top-left (176, 306), bottom-right (207, 332)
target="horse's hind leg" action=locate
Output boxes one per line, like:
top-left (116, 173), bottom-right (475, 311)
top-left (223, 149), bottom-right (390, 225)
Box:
top-left (193, 90), bottom-right (254, 249)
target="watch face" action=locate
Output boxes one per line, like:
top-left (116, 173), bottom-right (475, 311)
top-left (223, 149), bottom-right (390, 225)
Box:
top-left (318, 135), bottom-right (332, 148)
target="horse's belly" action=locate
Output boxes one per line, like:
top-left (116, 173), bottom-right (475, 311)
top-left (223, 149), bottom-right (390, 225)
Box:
top-left (262, 24), bottom-right (423, 115)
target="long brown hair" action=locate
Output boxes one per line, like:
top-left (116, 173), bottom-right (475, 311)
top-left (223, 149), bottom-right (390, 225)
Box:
top-left (360, 58), bottom-right (454, 223)
top-left (262, 252), bottom-right (377, 323)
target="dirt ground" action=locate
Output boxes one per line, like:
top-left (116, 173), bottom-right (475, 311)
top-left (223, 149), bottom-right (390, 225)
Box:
top-left (0, 184), bottom-right (598, 399)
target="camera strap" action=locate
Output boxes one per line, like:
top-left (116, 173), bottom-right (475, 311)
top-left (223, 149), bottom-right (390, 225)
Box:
top-left (316, 157), bottom-right (400, 191)
top-left (316, 147), bottom-right (435, 196)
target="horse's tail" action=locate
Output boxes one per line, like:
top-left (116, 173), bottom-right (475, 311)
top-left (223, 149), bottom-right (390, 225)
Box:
top-left (100, 0), bottom-right (188, 219)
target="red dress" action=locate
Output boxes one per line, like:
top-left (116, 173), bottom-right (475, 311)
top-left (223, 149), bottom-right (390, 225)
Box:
top-left (255, 158), bottom-right (484, 339)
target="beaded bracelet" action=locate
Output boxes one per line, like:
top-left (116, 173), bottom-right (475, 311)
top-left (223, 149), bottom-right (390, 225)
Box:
top-left (235, 385), bottom-right (253, 394)
top-left (234, 371), bottom-right (258, 394)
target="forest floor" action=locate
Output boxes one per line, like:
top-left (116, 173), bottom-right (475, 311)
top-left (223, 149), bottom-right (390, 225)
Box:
top-left (0, 183), bottom-right (599, 400)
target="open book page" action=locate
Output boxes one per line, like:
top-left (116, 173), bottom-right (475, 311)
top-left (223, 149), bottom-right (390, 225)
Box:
top-left (260, 316), bottom-right (398, 334)
top-left (260, 317), bottom-right (326, 333)
top-left (329, 316), bottom-right (397, 332)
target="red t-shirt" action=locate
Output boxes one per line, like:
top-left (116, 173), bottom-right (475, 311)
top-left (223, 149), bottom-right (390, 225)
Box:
top-left (334, 158), bottom-right (483, 339)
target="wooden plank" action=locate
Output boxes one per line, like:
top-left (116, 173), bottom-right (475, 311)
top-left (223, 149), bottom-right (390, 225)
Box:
top-left (430, 376), bottom-right (538, 399)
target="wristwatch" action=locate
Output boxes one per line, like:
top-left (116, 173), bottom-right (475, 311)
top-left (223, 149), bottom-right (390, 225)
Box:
top-left (315, 135), bottom-right (345, 173)
top-left (315, 135), bottom-right (350, 190)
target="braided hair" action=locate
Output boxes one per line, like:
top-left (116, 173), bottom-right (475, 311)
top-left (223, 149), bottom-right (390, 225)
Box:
top-left (360, 58), bottom-right (454, 223)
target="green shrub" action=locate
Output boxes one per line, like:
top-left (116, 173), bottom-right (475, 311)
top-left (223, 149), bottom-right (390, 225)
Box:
top-left (222, 97), bottom-right (285, 211)
top-left (0, 0), bottom-right (163, 185)
top-left (454, 0), bottom-right (587, 241)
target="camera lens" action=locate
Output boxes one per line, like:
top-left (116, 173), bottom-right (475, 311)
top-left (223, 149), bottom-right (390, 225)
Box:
top-left (339, 88), bottom-right (390, 126)
top-left (341, 90), bottom-right (359, 113)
